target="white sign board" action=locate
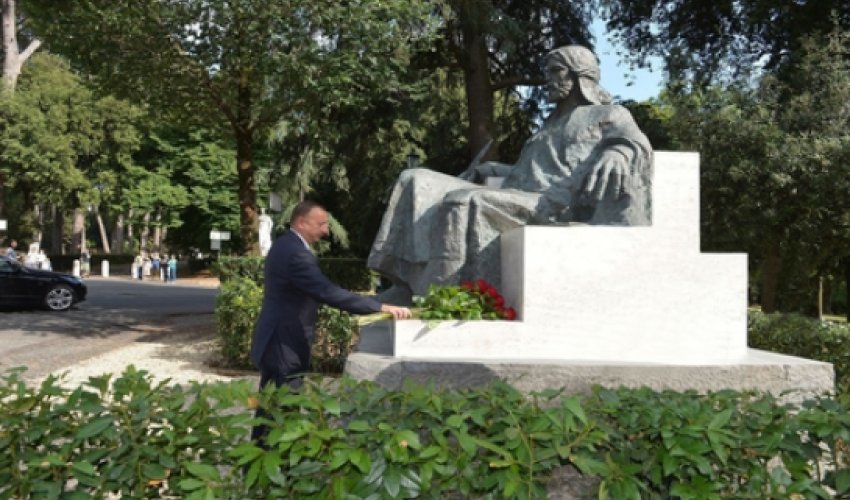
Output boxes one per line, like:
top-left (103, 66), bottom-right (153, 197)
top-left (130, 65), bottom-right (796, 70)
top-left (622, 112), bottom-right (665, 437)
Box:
top-left (211, 240), bottom-right (221, 250)
top-left (209, 230), bottom-right (231, 241)
top-left (269, 193), bottom-right (282, 212)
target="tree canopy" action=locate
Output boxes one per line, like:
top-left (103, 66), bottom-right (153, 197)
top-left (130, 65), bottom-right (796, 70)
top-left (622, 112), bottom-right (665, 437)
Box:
top-left (21, 0), bottom-right (436, 254)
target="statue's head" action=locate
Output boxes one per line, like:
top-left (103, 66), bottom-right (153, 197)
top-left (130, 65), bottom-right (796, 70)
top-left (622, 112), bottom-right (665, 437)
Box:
top-left (544, 45), bottom-right (612, 105)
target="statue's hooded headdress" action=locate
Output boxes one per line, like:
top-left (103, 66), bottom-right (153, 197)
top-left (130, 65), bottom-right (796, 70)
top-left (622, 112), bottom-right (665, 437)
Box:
top-left (545, 45), bottom-right (613, 105)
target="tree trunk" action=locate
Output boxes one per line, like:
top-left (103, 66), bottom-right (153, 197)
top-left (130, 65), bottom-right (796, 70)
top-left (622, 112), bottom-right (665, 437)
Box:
top-left (839, 257), bottom-right (850, 323)
top-left (96, 211), bottom-right (110, 254)
top-left (235, 126), bottom-right (258, 256)
top-left (140, 211), bottom-right (150, 253)
top-left (2, 0), bottom-right (41, 92)
top-left (152, 208), bottom-right (162, 250)
top-left (33, 203), bottom-right (42, 244)
top-left (111, 212), bottom-right (125, 253)
top-left (127, 209), bottom-right (135, 253)
top-left (71, 208), bottom-right (84, 254)
top-left (460, 8), bottom-right (497, 165)
top-left (760, 241), bottom-right (782, 313)
top-left (50, 205), bottom-right (63, 254)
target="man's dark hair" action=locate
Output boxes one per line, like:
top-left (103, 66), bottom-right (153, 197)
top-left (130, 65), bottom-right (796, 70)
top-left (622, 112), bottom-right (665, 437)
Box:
top-left (289, 200), bottom-right (324, 225)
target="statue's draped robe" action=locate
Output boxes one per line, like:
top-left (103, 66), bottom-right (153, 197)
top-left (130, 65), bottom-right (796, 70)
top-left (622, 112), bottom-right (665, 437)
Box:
top-left (368, 104), bottom-right (653, 295)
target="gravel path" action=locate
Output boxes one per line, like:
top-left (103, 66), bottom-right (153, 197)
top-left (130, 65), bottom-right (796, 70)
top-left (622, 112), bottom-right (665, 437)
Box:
top-left (32, 314), bottom-right (258, 389)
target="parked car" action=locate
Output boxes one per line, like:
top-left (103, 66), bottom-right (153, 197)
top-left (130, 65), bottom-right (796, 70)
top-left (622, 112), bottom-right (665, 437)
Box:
top-left (0, 255), bottom-right (87, 311)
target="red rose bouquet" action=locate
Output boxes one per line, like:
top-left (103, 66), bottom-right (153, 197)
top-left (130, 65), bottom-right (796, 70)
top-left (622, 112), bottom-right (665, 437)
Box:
top-left (414, 279), bottom-right (517, 321)
top-left (358, 279), bottom-right (517, 325)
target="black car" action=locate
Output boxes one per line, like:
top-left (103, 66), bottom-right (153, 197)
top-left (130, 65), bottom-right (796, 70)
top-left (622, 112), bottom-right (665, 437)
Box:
top-left (0, 255), bottom-right (87, 311)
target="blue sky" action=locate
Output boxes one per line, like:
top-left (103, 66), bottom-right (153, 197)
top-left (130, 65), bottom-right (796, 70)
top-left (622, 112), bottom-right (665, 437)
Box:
top-left (592, 20), bottom-right (664, 102)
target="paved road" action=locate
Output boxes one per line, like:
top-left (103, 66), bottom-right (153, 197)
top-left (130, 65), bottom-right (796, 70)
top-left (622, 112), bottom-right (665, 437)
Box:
top-left (0, 277), bottom-right (219, 381)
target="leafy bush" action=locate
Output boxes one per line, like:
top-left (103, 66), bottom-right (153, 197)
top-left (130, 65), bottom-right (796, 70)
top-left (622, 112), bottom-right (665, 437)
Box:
top-left (312, 306), bottom-right (359, 374)
top-left (212, 256), bottom-right (265, 284)
top-left (215, 276), bottom-right (263, 368)
top-left (0, 368), bottom-right (602, 498)
top-left (749, 310), bottom-right (850, 388)
top-left (585, 386), bottom-right (850, 498)
top-left (0, 367), bottom-right (255, 499)
top-left (3, 368), bottom-right (849, 499)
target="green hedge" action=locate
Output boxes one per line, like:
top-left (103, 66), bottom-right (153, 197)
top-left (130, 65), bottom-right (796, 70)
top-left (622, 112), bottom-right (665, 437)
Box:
top-left (214, 256), bottom-right (373, 291)
top-left (2, 368), bottom-right (849, 498)
top-left (749, 310), bottom-right (850, 388)
top-left (215, 277), bottom-right (264, 369)
top-left (212, 256), bottom-right (265, 284)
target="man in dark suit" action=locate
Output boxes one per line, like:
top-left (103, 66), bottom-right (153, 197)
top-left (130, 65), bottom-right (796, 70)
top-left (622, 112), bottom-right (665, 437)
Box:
top-left (250, 200), bottom-right (410, 443)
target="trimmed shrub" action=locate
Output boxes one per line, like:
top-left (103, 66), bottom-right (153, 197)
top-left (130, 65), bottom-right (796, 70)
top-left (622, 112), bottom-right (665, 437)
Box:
top-left (749, 310), bottom-right (850, 388)
top-left (311, 307), bottom-right (359, 374)
top-left (215, 276), bottom-right (263, 369)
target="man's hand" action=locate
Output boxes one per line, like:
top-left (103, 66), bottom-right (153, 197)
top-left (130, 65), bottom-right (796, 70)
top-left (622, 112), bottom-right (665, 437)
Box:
top-left (582, 150), bottom-right (629, 201)
top-left (381, 303), bottom-right (412, 319)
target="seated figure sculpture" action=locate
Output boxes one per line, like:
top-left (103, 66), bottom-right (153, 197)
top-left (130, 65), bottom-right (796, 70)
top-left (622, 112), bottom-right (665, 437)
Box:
top-left (368, 45), bottom-right (653, 302)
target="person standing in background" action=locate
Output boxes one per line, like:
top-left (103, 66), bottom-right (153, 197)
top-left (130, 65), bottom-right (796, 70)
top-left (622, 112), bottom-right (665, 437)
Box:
top-left (5, 240), bottom-right (18, 260)
top-left (167, 255), bottom-right (178, 282)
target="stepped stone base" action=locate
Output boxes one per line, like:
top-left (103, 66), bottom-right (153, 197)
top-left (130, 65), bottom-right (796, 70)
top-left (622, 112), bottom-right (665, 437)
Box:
top-left (345, 323), bottom-right (835, 404)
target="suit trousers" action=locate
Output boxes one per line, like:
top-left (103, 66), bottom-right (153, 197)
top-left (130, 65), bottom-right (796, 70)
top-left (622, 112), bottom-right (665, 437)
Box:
top-left (249, 338), bottom-right (308, 446)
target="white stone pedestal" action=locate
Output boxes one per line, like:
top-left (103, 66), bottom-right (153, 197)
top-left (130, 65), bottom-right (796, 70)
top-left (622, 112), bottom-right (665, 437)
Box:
top-left (346, 152), bottom-right (834, 396)
top-left (392, 152), bottom-right (748, 364)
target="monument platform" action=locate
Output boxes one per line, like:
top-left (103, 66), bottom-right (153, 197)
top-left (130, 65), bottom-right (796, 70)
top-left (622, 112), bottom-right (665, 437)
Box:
top-left (346, 322), bottom-right (834, 402)
top-left (345, 152), bottom-right (835, 399)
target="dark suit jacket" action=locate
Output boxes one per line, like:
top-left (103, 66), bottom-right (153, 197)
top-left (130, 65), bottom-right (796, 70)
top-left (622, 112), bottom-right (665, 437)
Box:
top-left (250, 230), bottom-right (380, 372)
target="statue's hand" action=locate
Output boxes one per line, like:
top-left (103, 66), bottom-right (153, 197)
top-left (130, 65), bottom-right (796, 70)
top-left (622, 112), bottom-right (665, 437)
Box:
top-left (582, 151), bottom-right (629, 201)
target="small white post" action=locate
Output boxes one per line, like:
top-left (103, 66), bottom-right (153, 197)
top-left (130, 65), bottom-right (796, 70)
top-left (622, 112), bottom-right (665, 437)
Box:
top-left (101, 260), bottom-right (109, 277)
top-left (72, 259), bottom-right (81, 278)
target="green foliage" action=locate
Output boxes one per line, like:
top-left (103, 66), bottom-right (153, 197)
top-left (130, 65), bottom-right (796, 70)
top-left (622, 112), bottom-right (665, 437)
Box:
top-left (749, 310), bottom-right (850, 388)
top-left (665, 28), bottom-right (850, 312)
top-left (585, 386), bottom-right (850, 498)
top-left (215, 277), bottom-right (264, 369)
top-left (3, 368), bottom-right (850, 498)
top-left (212, 256), bottom-right (266, 285)
top-left (311, 307), bottom-right (359, 375)
top-left (621, 98), bottom-right (678, 150)
top-left (318, 258), bottom-right (373, 292)
top-left (603, 0), bottom-right (850, 88)
top-left (24, 0), bottom-right (438, 253)
top-left (0, 53), bottom-right (147, 238)
top-left (414, 280), bottom-right (517, 321)
top-left (0, 366), bottom-right (256, 499)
